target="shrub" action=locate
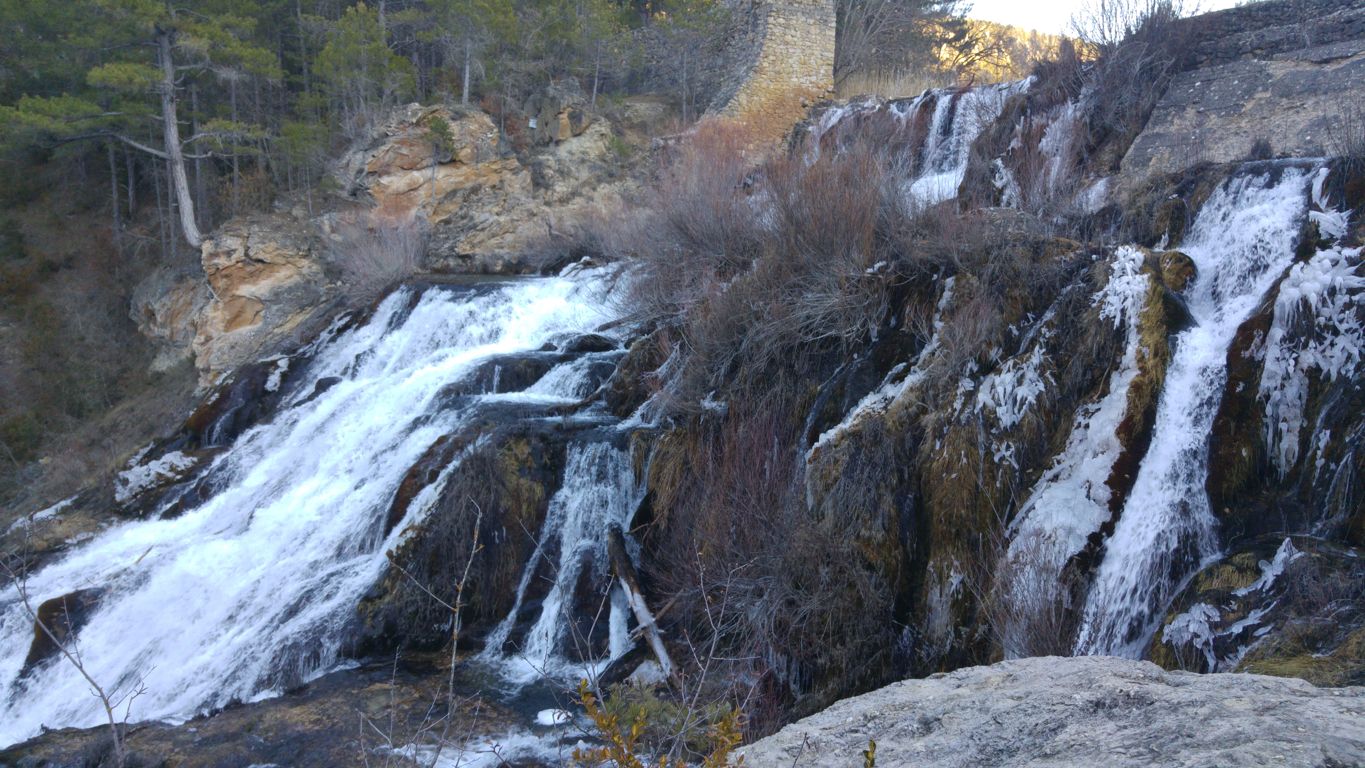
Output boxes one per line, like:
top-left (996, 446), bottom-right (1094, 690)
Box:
top-left (1326, 95), bottom-right (1365, 173)
top-left (573, 680), bottom-right (743, 767)
top-left (327, 206), bottom-right (428, 302)
top-left (1247, 137), bottom-right (1275, 161)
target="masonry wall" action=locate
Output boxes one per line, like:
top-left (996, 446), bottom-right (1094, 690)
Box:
top-left (711, 0), bottom-right (837, 129)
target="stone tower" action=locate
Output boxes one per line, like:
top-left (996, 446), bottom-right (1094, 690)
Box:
top-left (711, 0), bottom-right (837, 127)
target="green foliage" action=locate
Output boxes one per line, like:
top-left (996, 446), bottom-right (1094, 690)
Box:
top-left (573, 680), bottom-right (744, 768)
top-left (86, 62), bottom-right (160, 92)
top-left (423, 114), bottom-right (457, 157)
top-left (316, 2), bottom-right (415, 132)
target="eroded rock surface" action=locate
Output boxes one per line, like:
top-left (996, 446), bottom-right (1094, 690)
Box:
top-left (739, 656), bottom-right (1365, 768)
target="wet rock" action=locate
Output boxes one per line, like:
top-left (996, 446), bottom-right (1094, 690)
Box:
top-left (1159, 249), bottom-right (1197, 292)
top-left (1153, 535), bottom-right (1365, 686)
top-left (435, 353), bottom-right (562, 401)
top-left (560, 333), bottom-right (617, 354)
top-left (738, 656), bottom-right (1365, 768)
top-left (603, 330), bottom-right (671, 418)
top-left (359, 433), bottom-right (565, 651)
top-left (22, 589), bottom-right (103, 673)
top-left (0, 655), bottom-right (522, 768)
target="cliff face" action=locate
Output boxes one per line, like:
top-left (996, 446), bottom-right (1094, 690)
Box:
top-left (132, 99), bottom-right (645, 386)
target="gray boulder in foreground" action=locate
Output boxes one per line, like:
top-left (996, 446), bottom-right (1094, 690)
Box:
top-left (738, 656), bottom-right (1365, 767)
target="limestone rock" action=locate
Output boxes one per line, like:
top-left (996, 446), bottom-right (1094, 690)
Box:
top-left (739, 656), bottom-right (1365, 768)
top-left (523, 79), bottom-right (594, 145)
top-left (1120, 41), bottom-right (1365, 186)
top-left (130, 268), bottom-right (210, 372)
top-left (194, 214), bottom-right (328, 385)
top-left (334, 102), bottom-right (635, 273)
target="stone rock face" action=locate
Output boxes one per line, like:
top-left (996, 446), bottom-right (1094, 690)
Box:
top-left (135, 100), bottom-right (639, 383)
top-left (739, 656), bottom-right (1365, 768)
top-left (1120, 31), bottom-right (1365, 184)
top-left (193, 214), bottom-right (329, 385)
top-left (523, 79), bottom-right (594, 145)
top-left (130, 267), bottom-right (210, 372)
top-left (335, 103), bottom-right (633, 273)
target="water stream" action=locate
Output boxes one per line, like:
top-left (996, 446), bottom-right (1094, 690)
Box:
top-left (0, 272), bottom-right (620, 747)
top-left (1075, 166), bottom-right (1312, 656)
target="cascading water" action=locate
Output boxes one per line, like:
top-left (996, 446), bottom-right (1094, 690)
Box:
top-left (910, 82), bottom-right (1024, 204)
top-left (1075, 165), bottom-right (1313, 657)
top-left (0, 271), bottom-right (619, 747)
top-left (804, 80), bottom-right (1027, 206)
top-left (481, 441), bottom-right (640, 685)
top-left (999, 246), bottom-right (1149, 657)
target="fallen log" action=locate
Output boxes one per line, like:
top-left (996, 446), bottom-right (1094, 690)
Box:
top-left (606, 524), bottom-right (676, 681)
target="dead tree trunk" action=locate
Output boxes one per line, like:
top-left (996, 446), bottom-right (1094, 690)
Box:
top-left (607, 524), bottom-right (676, 681)
top-left (156, 26), bottom-right (203, 248)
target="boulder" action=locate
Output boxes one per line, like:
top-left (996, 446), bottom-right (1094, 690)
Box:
top-left (23, 589), bottom-right (103, 673)
top-left (738, 656), bottom-right (1365, 768)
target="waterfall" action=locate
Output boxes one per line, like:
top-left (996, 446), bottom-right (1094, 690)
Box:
top-left (1075, 166), bottom-right (1312, 657)
top-left (481, 441), bottom-right (639, 685)
top-left (999, 246), bottom-right (1148, 657)
top-left (0, 272), bottom-right (618, 747)
top-left (804, 80), bottom-right (1027, 206)
top-left (909, 82), bottom-right (1023, 205)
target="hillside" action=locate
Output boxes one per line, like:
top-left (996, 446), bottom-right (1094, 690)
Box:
top-left (1, 0), bottom-right (1363, 766)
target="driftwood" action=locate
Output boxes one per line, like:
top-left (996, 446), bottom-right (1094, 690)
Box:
top-left (606, 524), bottom-right (677, 681)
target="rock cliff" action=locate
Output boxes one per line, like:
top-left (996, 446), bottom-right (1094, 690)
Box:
top-left (134, 100), bottom-right (643, 386)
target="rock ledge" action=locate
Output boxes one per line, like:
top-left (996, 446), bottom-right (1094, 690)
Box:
top-left (739, 656), bottom-right (1365, 767)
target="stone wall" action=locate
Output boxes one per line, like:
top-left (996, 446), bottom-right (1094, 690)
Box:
top-left (712, 0), bottom-right (836, 129)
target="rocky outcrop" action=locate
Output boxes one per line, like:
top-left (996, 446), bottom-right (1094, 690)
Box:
top-left (738, 656), bottom-right (1365, 767)
top-left (1120, 41), bottom-right (1365, 183)
top-left (334, 102), bottom-right (636, 273)
top-left (131, 213), bottom-right (331, 387)
top-left (192, 214), bottom-right (330, 385)
top-left (135, 100), bottom-right (643, 383)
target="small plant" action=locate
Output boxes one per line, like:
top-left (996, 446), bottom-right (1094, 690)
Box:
top-left (572, 680), bottom-right (744, 768)
top-left (1247, 137), bottom-right (1274, 161)
top-left (423, 114), bottom-right (457, 160)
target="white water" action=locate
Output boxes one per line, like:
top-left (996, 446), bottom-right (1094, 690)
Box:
top-left (806, 81), bottom-right (1026, 206)
top-left (1000, 246), bottom-right (1149, 656)
top-left (1075, 167), bottom-right (1312, 656)
top-left (481, 441), bottom-right (639, 685)
top-left (909, 81), bottom-right (1026, 205)
top-left (0, 273), bottom-right (617, 747)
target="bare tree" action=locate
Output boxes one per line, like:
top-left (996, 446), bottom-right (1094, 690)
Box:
top-left (1, 551), bottom-right (149, 768)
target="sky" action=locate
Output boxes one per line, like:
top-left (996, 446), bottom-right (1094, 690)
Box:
top-left (965, 0), bottom-right (1244, 35)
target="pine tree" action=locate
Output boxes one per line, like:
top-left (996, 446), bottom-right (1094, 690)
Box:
top-left (0, 0), bottom-right (279, 247)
